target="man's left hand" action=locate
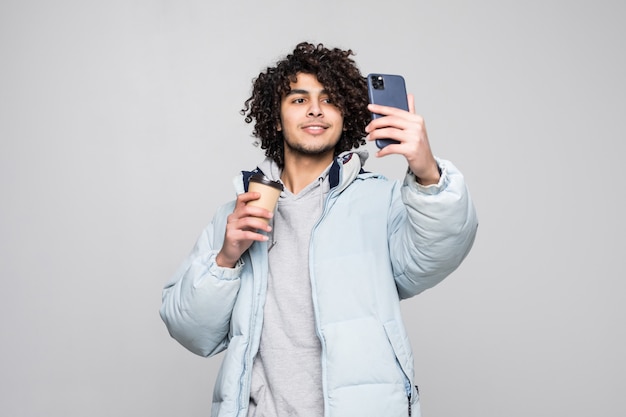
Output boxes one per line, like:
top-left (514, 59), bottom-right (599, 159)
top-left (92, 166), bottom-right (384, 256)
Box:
top-left (365, 94), bottom-right (440, 186)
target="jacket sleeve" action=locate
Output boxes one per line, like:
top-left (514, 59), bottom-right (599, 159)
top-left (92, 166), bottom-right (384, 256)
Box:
top-left (159, 203), bottom-right (242, 357)
top-left (389, 158), bottom-right (478, 299)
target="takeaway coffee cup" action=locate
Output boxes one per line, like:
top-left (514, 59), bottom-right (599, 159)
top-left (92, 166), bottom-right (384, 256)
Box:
top-left (247, 173), bottom-right (283, 224)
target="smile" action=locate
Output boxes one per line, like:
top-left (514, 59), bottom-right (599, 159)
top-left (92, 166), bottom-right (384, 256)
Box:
top-left (301, 124), bottom-right (329, 134)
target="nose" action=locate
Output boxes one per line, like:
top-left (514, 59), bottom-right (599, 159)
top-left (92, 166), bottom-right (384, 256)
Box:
top-left (307, 101), bottom-right (323, 117)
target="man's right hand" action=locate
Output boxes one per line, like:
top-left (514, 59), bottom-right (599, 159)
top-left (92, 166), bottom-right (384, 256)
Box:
top-left (215, 192), bottom-right (273, 268)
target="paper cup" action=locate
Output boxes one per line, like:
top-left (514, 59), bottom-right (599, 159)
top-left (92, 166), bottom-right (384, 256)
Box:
top-left (247, 173), bottom-right (283, 224)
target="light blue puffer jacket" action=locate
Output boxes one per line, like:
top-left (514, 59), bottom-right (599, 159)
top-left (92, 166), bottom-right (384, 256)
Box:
top-left (160, 151), bottom-right (478, 417)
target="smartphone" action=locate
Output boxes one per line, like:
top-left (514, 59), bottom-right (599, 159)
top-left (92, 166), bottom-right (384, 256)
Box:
top-left (367, 73), bottom-right (409, 148)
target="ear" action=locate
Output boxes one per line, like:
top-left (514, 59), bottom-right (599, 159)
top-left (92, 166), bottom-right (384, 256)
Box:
top-left (277, 119), bottom-right (282, 131)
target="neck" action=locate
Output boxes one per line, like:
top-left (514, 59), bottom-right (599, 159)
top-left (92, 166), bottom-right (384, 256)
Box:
top-left (280, 153), bottom-right (334, 194)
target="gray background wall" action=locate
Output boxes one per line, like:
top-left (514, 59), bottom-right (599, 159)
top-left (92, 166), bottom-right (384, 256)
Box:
top-left (1, 0), bottom-right (624, 416)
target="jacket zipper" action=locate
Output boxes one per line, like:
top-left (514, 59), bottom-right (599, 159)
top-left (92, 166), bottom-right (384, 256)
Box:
top-left (309, 177), bottom-right (340, 417)
top-left (237, 244), bottom-right (268, 416)
top-left (408, 391), bottom-right (411, 416)
top-left (408, 385), bottom-right (419, 416)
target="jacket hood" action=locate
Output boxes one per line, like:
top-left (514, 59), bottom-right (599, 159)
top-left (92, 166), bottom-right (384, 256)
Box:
top-left (234, 148), bottom-right (371, 195)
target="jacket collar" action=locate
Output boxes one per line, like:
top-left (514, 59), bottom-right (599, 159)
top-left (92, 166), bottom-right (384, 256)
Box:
top-left (238, 149), bottom-right (370, 193)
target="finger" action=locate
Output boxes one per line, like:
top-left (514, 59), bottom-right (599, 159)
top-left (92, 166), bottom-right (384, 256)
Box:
top-left (223, 224), bottom-right (269, 252)
top-left (366, 126), bottom-right (408, 144)
top-left (243, 215), bottom-right (274, 232)
top-left (367, 103), bottom-right (408, 117)
top-left (367, 115), bottom-right (417, 133)
top-left (236, 191), bottom-right (262, 205)
top-left (368, 96), bottom-right (415, 117)
top-left (241, 204), bottom-right (274, 222)
top-left (375, 143), bottom-right (404, 158)
top-left (232, 229), bottom-right (270, 243)
top-left (232, 193), bottom-right (272, 220)
top-left (227, 208), bottom-right (273, 234)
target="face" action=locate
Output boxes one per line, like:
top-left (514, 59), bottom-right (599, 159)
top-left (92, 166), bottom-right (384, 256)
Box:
top-left (278, 73), bottom-right (344, 161)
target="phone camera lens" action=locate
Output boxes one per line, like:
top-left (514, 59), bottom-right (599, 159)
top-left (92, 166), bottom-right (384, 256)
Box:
top-left (371, 76), bottom-right (384, 90)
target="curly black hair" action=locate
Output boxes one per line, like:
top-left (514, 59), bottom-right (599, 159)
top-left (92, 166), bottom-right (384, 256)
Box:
top-left (241, 42), bottom-right (370, 167)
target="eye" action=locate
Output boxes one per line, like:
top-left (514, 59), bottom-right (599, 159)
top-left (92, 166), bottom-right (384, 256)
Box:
top-left (292, 97), bottom-right (306, 104)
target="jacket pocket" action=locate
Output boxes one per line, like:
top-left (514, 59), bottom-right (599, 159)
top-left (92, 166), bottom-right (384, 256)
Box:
top-left (383, 320), bottom-right (415, 396)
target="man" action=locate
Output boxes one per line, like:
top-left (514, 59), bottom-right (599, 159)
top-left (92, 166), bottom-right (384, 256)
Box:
top-left (160, 42), bottom-right (478, 417)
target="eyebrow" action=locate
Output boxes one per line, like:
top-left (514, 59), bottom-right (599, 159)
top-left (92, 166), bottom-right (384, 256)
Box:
top-left (285, 88), bottom-right (328, 96)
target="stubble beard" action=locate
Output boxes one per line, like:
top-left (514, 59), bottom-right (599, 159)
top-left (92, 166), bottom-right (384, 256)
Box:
top-left (282, 133), bottom-right (341, 159)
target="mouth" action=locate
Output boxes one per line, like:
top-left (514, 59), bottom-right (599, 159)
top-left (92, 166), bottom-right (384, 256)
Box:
top-left (301, 123), bottom-right (329, 134)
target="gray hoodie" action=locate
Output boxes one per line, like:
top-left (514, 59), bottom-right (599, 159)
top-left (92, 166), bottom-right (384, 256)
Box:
top-left (247, 156), bottom-right (332, 417)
